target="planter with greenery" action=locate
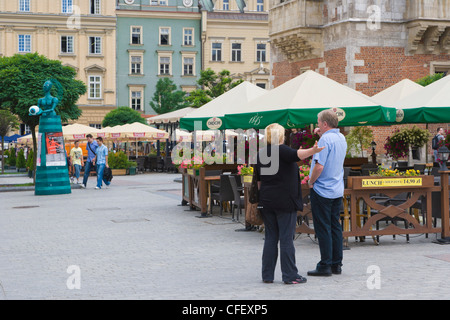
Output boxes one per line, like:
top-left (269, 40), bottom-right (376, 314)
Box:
top-left (8, 148), bottom-right (16, 169)
top-left (346, 126), bottom-right (374, 158)
top-left (384, 126), bottom-right (430, 160)
top-left (108, 151), bottom-right (128, 175)
top-left (26, 149), bottom-right (34, 178)
top-left (16, 149), bottom-right (26, 172)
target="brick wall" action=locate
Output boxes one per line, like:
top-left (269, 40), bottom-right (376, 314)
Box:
top-left (271, 46), bottom-right (450, 158)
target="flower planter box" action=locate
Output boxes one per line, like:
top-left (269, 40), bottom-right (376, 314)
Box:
top-left (344, 157), bottom-right (368, 167)
top-left (187, 169), bottom-right (200, 176)
top-left (111, 169), bottom-right (127, 176)
top-left (242, 175), bottom-right (253, 183)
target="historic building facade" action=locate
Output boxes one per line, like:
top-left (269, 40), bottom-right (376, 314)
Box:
top-left (202, 0), bottom-right (271, 89)
top-left (116, 0), bottom-right (202, 115)
top-left (269, 0), bottom-right (450, 155)
top-left (0, 0), bottom-right (117, 131)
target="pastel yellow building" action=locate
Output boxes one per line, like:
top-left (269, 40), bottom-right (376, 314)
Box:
top-left (0, 0), bottom-right (116, 132)
top-left (202, 0), bottom-right (270, 89)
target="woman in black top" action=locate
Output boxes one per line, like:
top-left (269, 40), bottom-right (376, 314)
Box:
top-left (256, 123), bottom-right (324, 284)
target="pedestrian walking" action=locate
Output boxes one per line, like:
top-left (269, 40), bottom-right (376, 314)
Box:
top-left (92, 137), bottom-right (110, 190)
top-left (80, 134), bottom-right (98, 189)
top-left (432, 127), bottom-right (445, 162)
top-left (256, 123), bottom-right (324, 285)
top-left (307, 109), bottom-right (347, 277)
top-left (70, 140), bottom-right (84, 184)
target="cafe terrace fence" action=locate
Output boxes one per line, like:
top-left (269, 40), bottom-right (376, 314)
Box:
top-left (181, 166), bottom-right (450, 243)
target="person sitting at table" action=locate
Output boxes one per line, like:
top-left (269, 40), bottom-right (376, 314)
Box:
top-left (256, 123), bottom-right (324, 285)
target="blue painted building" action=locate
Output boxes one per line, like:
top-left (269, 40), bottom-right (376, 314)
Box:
top-left (116, 0), bottom-right (202, 115)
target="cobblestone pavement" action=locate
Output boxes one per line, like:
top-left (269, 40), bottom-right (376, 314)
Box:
top-left (0, 173), bottom-right (449, 300)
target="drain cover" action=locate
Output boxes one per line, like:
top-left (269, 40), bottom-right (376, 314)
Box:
top-left (12, 206), bottom-right (39, 209)
top-left (111, 218), bottom-right (150, 223)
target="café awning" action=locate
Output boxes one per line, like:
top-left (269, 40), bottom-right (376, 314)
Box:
top-left (180, 81), bottom-right (266, 131)
top-left (223, 70), bottom-right (396, 129)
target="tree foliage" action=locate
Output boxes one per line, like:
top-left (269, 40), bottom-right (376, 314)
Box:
top-left (346, 126), bottom-right (374, 158)
top-left (184, 68), bottom-right (244, 108)
top-left (416, 73), bottom-right (444, 86)
top-left (0, 109), bottom-right (19, 173)
top-left (0, 53), bottom-right (87, 126)
top-left (149, 78), bottom-right (189, 114)
top-left (102, 106), bottom-right (146, 127)
top-left (0, 53), bottom-right (86, 180)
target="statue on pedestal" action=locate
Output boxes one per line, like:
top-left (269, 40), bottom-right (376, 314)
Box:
top-left (29, 79), bottom-right (71, 196)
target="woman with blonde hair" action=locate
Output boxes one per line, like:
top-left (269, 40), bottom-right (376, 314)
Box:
top-left (256, 123), bottom-right (324, 284)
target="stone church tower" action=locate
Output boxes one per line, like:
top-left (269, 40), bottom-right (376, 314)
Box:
top-left (270, 0), bottom-right (450, 95)
top-left (269, 0), bottom-right (450, 158)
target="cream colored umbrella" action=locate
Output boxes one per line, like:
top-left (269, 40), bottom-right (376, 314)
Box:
top-left (62, 123), bottom-right (103, 141)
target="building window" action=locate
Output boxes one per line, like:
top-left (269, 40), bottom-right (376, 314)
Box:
top-left (19, 0), bottom-right (30, 12)
top-left (89, 124), bottom-right (102, 129)
top-left (62, 0), bottom-right (73, 13)
top-left (256, 83), bottom-right (266, 89)
top-left (61, 36), bottom-right (74, 54)
top-left (211, 43), bottom-right (222, 61)
top-left (160, 28), bottom-right (170, 46)
top-left (89, 76), bottom-right (102, 99)
top-left (257, 0), bottom-right (264, 11)
top-left (131, 91), bottom-right (142, 111)
top-left (90, 0), bottom-right (100, 14)
top-left (159, 57), bottom-right (170, 75)
top-left (183, 28), bottom-right (193, 46)
top-left (131, 26), bottom-right (142, 45)
top-left (18, 35), bottom-right (31, 53)
top-left (89, 37), bottom-right (101, 54)
top-left (183, 57), bottom-right (194, 76)
top-left (130, 56), bottom-right (142, 74)
top-left (231, 43), bottom-right (241, 62)
top-left (256, 43), bottom-right (266, 62)
top-left (223, 0), bottom-right (229, 10)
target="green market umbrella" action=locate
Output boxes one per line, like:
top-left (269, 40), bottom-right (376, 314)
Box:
top-left (393, 74), bottom-right (450, 123)
top-left (179, 81), bottom-right (266, 131)
top-left (371, 79), bottom-right (424, 124)
top-left (223, 70), bottom-right (396, 130)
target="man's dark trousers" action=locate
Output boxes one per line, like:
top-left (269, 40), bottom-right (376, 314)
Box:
top-left (82, 161), bottom-right (94, 186)
top-left (310, 188), bottom-right (343, 269)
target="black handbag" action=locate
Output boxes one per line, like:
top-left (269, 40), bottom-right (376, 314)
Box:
top-left (103, 167), bottom-right (113, 182)
top-left (246, 165), bottom-right (263, 225)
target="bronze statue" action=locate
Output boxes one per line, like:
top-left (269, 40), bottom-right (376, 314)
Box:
top-left (29, 80), bottom-right (59, 117)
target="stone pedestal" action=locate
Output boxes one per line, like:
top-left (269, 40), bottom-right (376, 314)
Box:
top-left (35, 114), bottom-right (71, 196)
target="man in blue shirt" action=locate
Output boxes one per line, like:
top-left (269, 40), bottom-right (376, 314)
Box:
top-left (308, 109), bottom-right (347, 277)
top-left (93, 137), bottom-right (110, 190)
top-left (80, 134), bottom-right (98, 189)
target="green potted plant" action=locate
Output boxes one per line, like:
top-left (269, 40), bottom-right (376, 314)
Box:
top-left (3, 149), bottom-right (9, 170)
top-left (26, 149), bottom-right (34, 178)
top-left (346, 126), bottom-right (374, 158)
top-left (108, 151), bottom-right (128, 176)
top-left (8, 148), bottom-right (16, 169)
top-left (16, 149), bottom-right (26, 172)
top-left (384, 126), bottom-right (430, 161)
top-left (127, 160), bottom-right (137, 175)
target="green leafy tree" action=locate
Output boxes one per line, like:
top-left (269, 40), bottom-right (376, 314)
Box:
top-left (0, 109), bottom-right (19, 173)
top-left (416, 73), bottom-right (444, 86)
top-left (184, 68), bottom-right (244, 108)
top-left (102, 106), bottom-right (146, 127)
top-left (0, 53), bottom-right (87, 179)
top-left (150, 78), bottom-right (189, 114)
top-left (346, 126), bottom-right (374, 158)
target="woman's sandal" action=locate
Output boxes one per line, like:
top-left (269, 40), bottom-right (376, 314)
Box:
top-left (284, 276), bottom-right (307, 284)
